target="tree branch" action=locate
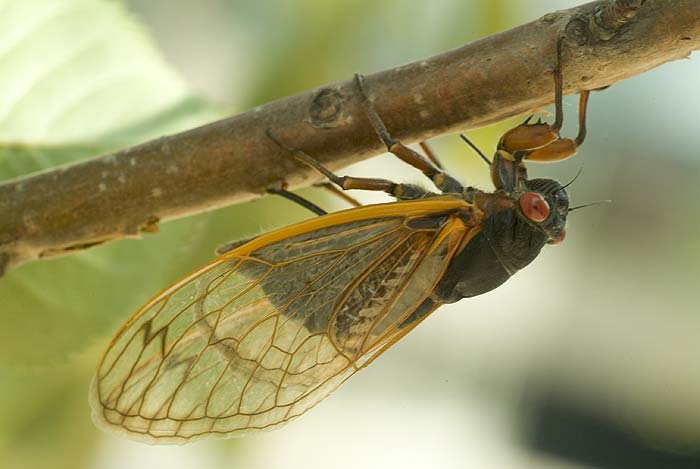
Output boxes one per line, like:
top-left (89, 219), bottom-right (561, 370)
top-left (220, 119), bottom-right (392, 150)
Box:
top-left (1, 0), bottom-right (698, 275)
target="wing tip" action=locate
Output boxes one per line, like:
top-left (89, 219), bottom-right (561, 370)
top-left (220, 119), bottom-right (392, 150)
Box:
top-left (88, 376), bottom-right (191, 445)
top-left (88, 375), bottom-right (283, 445)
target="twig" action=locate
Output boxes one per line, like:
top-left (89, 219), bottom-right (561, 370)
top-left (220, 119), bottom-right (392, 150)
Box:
top-left (1, 0), bottom-right (698, 275)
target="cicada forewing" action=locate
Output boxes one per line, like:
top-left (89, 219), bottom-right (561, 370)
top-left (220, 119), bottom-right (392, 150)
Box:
top-left (90, 198), bottom-right (478, 443)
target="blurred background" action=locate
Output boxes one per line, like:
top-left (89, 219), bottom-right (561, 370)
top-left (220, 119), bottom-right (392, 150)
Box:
top-left (1, 0), bottom-right (699, 468)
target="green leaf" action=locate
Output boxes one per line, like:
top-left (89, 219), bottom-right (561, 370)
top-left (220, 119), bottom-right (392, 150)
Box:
top-left (0, 0), bottom-right (221, 147)
top-left (0, 0), bottom-right (225, 367)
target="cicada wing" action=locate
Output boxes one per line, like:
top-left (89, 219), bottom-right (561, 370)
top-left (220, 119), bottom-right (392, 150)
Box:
top-left (91, 205), bottom-right (469, 444)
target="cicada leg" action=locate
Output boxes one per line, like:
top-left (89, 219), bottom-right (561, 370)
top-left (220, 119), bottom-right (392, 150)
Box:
top-left (418, 141), bottom-right (444, 170)
top-left (525, 90), bottom-right (589, 161)
top-left (266, 128), bottom-right (431, 200)
top-left (492, 35), bottom-right (592, 192)
top-left (354, 73), bottom-right (464, 194)
top-left (313, 182), bottom-right (363, 207)
top-left (266, 187), bottom-right (327, 215)
top-left (216, 186), bottom-right (326, 255)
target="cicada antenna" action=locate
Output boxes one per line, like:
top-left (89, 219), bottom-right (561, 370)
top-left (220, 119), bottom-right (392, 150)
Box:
top-left (567, 200), bottom-right (611, 212)
top-left (562, 167), bottom-right (584, 189)
top-left (459, 134), bottom-right (492, 166)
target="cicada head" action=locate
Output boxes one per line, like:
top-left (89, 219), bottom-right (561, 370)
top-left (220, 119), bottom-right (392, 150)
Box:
top-left (476, 178), bottom-right (569, 274)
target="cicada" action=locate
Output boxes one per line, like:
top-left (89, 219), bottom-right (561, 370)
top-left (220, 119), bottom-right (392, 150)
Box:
top-left (90, 43), bottom-right (592, 444)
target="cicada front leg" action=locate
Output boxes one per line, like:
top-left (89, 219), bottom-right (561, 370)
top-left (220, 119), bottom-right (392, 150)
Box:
top-left (492, 36), bottom-right (592, 192)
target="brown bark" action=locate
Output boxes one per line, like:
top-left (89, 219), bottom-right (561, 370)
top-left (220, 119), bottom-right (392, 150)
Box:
top-left (1, 0), bottom-right (699, 275)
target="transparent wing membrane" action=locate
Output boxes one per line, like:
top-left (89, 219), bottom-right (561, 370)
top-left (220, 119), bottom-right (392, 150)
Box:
top-left (91, 204), bottom-right (469, 443)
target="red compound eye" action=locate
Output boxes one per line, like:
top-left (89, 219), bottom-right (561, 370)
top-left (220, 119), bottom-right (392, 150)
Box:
top-left (519, 192), bottom-right (550, 223)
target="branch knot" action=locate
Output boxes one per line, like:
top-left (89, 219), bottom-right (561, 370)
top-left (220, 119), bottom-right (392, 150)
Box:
top-left (594, 0), bottom-right (647, 39)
